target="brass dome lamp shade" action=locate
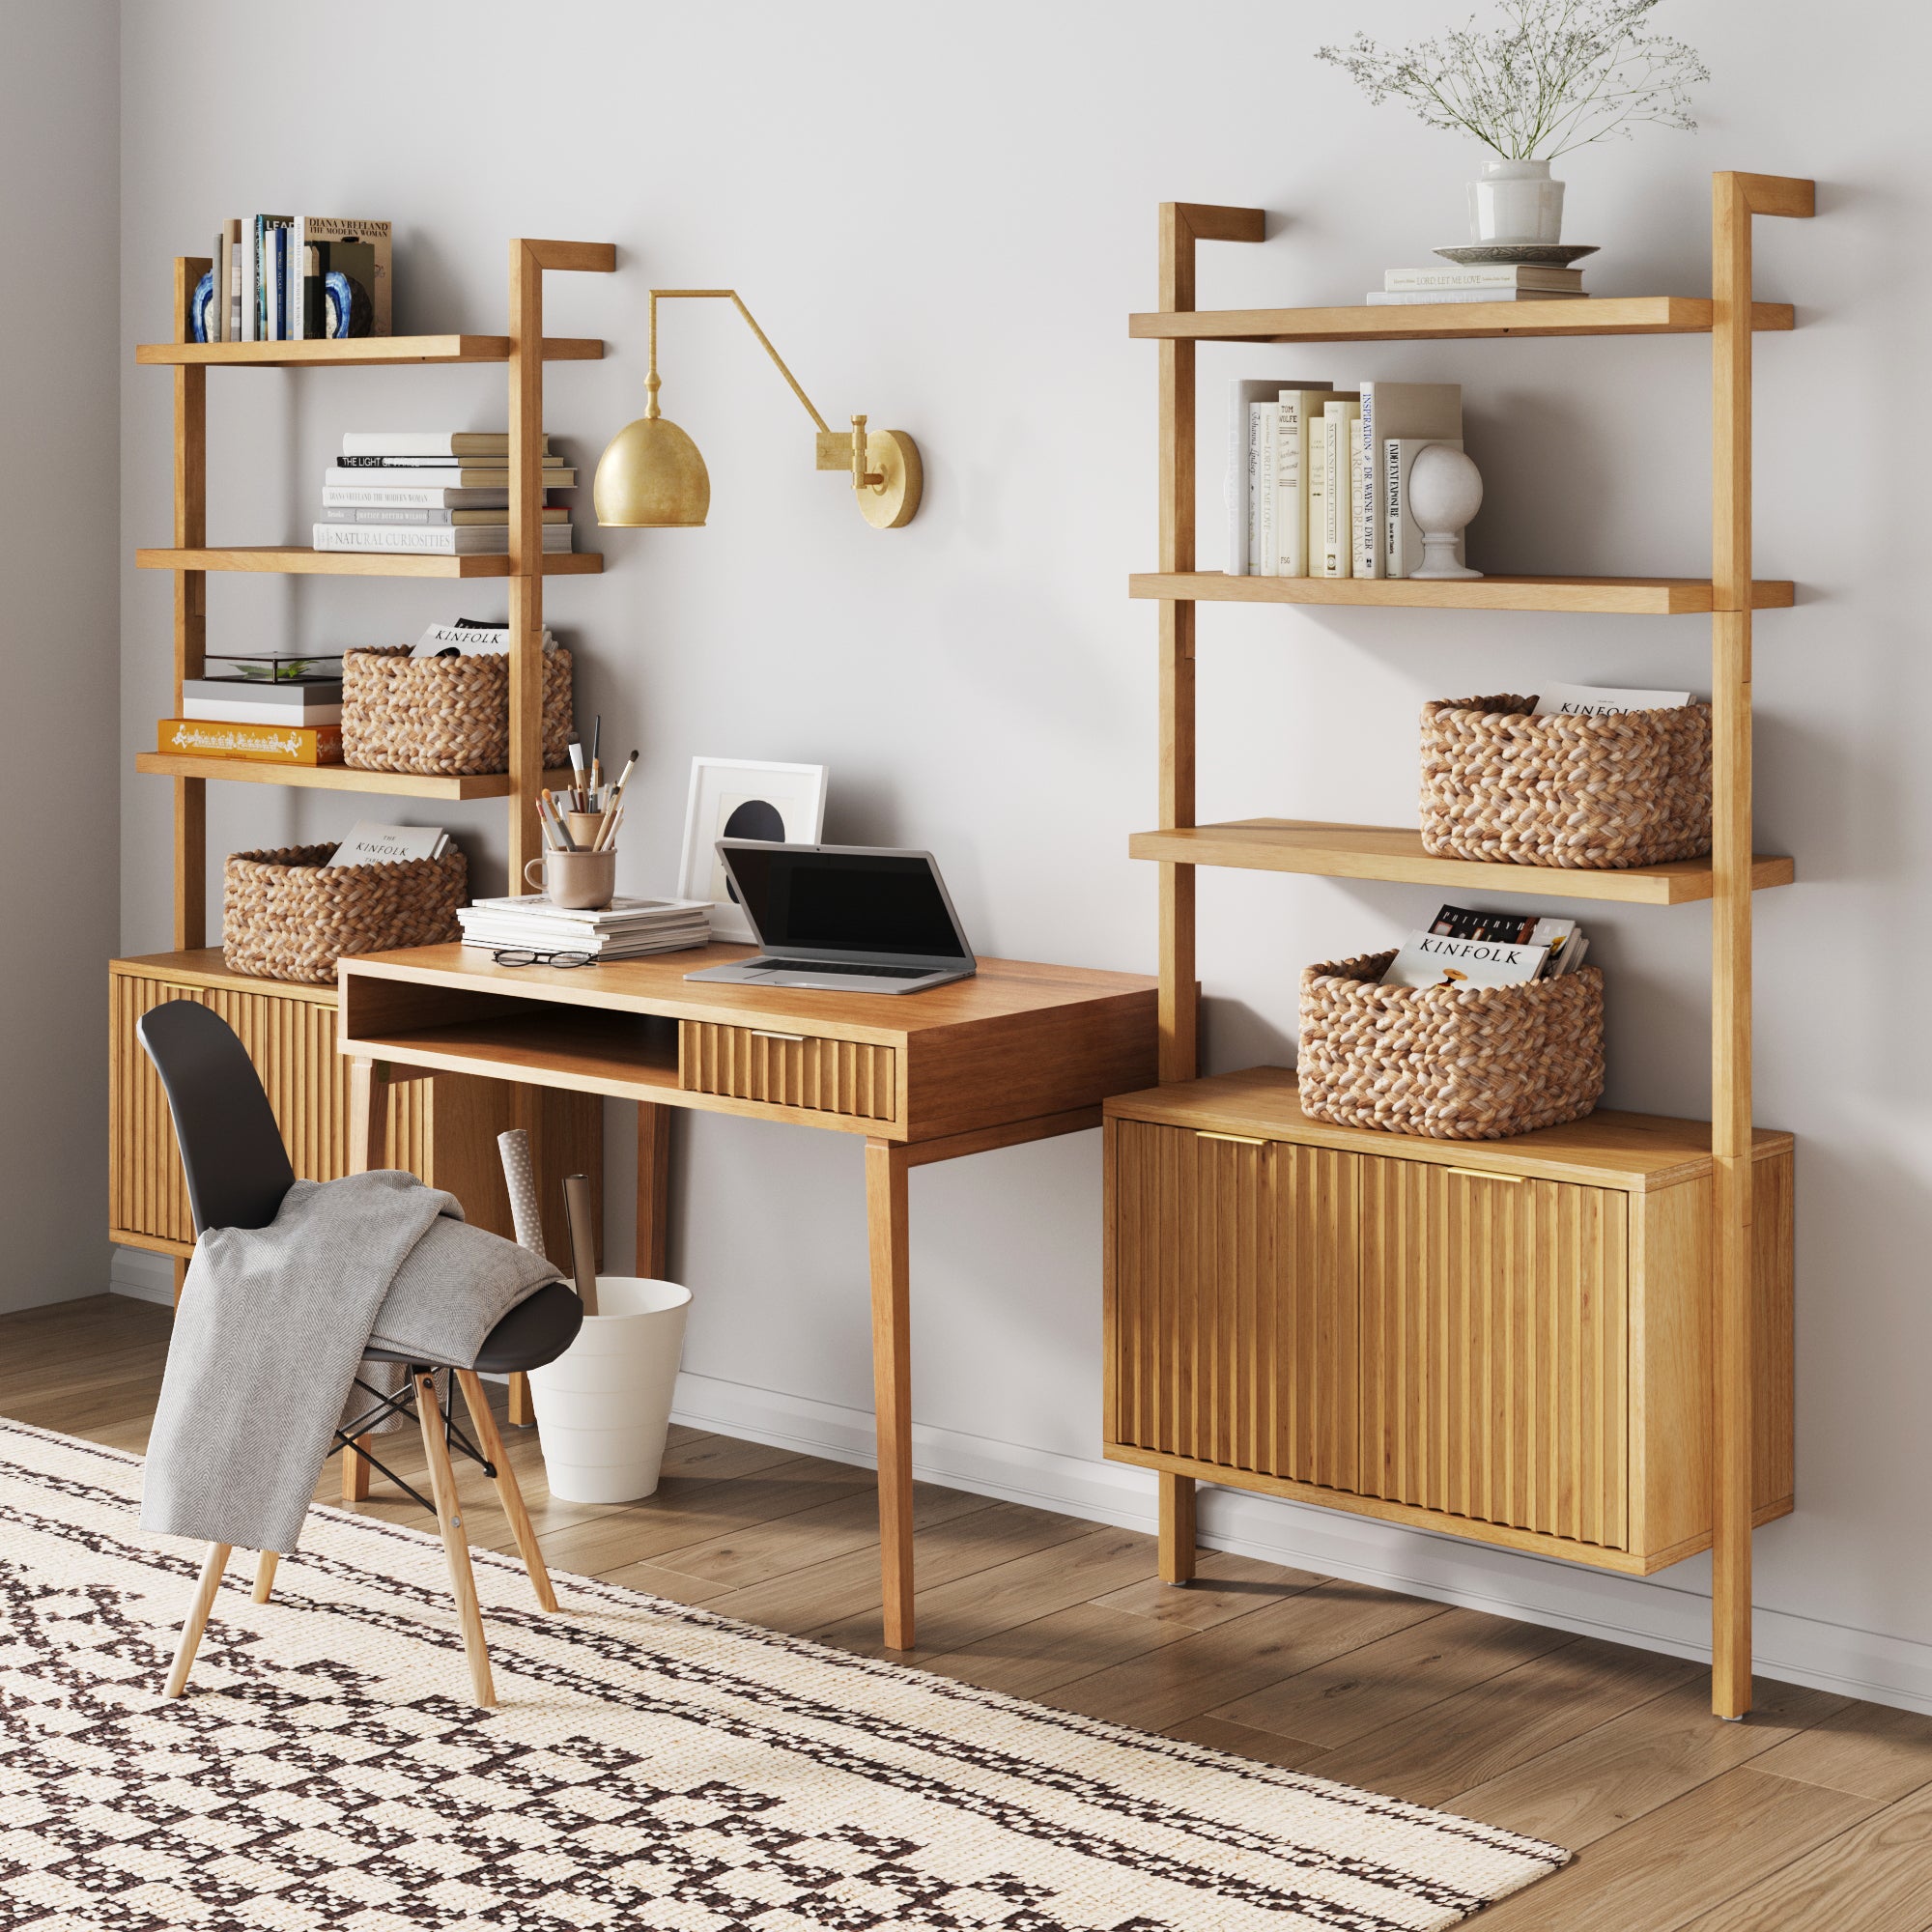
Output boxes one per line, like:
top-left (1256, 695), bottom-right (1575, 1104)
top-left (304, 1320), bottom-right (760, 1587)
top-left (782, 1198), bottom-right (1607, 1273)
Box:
top-left (594, 289), bottom-right (922, 530)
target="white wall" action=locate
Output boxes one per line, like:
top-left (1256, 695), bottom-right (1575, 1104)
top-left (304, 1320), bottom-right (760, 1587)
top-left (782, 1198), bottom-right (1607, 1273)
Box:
top-left (0, 0), bottom-right (120, 1311)
top-left (111, 0), bottom-right (1932, 1710)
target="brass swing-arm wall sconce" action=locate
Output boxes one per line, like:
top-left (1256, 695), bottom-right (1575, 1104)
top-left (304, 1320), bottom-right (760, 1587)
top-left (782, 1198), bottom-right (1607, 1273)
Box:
top-left (593, 289), bottom-right (923, 530)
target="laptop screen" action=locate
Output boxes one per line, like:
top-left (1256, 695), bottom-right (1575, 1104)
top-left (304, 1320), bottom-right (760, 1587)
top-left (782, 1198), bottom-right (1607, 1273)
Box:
top-left (725, 847), bottom-right (970, 960)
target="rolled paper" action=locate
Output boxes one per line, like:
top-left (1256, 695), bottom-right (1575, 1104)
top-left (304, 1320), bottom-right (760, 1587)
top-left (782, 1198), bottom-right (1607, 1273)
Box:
top-left (497, 1129), bottom-right (545, 1256)
top-left (562, 1173), bottom-right (601, 1318)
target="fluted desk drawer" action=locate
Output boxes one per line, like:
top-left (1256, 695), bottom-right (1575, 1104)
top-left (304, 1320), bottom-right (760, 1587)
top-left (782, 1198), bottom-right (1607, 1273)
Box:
top-left (679, 1021), bottom-right (897, 1123)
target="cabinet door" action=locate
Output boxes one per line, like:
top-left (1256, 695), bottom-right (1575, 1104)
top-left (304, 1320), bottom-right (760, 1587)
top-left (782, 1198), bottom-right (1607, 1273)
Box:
top-left (1107, 1120), bottom-right (1356, 1490)
top-left (1357, 1158), bottom-right (1629, 1548)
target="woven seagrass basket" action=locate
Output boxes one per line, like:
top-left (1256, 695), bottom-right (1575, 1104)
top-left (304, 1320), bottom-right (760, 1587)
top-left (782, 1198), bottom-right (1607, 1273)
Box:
top-left (342, 644), bottom-right (574, 776)
top-left (1420, 693), bottom-right (1712, 870)
top-left (1298, 949), bottom-right (1605, 1141)
top-left (222, 841), bottom-right (468, 984)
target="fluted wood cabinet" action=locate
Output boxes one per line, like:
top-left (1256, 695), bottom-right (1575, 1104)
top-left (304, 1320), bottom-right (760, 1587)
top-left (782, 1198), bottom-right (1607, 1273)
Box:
top-left (1104, 1070), bottom-right (1793, 1577)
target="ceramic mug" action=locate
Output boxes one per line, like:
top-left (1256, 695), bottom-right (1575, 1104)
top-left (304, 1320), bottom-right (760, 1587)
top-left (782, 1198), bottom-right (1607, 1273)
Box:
top-left (526, 848), bottom-right (617, 911)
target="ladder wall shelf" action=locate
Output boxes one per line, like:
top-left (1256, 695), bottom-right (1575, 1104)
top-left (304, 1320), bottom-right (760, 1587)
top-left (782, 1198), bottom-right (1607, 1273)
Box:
top-left (1108, 179), bottom-right (1812, 1721)
top-left (117, 242), bottom-right (616, 1393)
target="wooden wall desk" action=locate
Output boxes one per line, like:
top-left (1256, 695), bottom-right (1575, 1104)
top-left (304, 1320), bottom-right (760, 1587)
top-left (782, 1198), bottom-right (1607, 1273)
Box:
top-left (337, 942), bottom-right (1158, 1649)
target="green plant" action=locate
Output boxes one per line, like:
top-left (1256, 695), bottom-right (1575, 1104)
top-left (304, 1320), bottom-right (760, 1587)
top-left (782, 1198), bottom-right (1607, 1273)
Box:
top-left (1317, 0), bottom-right (1709, 160)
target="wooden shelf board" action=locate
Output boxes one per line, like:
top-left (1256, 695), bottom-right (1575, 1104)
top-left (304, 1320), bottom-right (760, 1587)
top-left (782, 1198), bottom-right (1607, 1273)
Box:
top-left (350, 1009), bottom-right (683, 1101)
top-left (1128, 296), bottom-right (1795, 344)
top-left (1129, 819), bottom-right (1794, 904)
top-left (1105, 1065), bottom-right (1793, 1193)
top-left (135, 334), bottom-right (603, 367)
top-left (134, 753), bottom-right (575, 798)
top-left (1129, 572), bottom-right (1794, 615)
top-left (136, 546), bottom-right (603, 578)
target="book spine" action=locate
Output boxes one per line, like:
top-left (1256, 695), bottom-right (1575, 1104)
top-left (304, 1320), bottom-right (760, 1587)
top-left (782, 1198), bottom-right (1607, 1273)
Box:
top-left (158, 718), bottom-right (343, 764)
top-left (1354, 384), bottom-right (1378, 578)
top-left (1385, 440), bottom-right (1406, 579)
top-left (315, 524), bottom-right (463, 553)
top-left (1306, 417), bottom-right (1325, 574)
top-left (322, 486), bottom-right (505, 508)
top-left (1227, 383), bottom-right (1249, 576)
top-left (1251, 404), bottom-right (1276, 577)
top-left (290, 218), bottom-right (303, 341)
top-left (241, 218), bottom-right (255, 341)
top-left (1320, 413), bottom-right (1351, 578)
top-left (1274, 392), bottom-right (1303, 577)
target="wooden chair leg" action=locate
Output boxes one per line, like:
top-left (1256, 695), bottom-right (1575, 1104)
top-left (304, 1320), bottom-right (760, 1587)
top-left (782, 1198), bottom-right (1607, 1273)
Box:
top-left (456, 1368), bottom-right (557, 1612)
top-left (165, 1542), bottom-right (232, 1697)
top-left (341, 1434), bottom-right (373, 1501)
top-left (415, 1372), bottom-right (497, 1707)
top-left (252, 1550), bottom-right (279, 1603)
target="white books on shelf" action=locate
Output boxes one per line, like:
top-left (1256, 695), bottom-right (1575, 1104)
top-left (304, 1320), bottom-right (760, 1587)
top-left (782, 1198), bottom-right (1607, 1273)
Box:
top-left (1356, 384), bottom-right (1461, 579)
top-left (1382, 929), bottom-right (1549, 989)
top-left (1366, 290), bottom-right (1585, 305)
top-left (313, 524), bottom-right (573, 554)
top-left (1385, 265), bottom-right (1585, 293)
top-left (1533, 682), bottom-right (1694, 716)
top-left (1226, 378), bottom-right (1331, 575)
top-left (1320, 399), bottom-right (1359, 578)
top-left (1272, 388), bottom-right (1331, 578)
top-left (325, 463), bottom-right (573, 489)
top-left (467, 894), bottom-right (712, 926)
top-left (1384, 436), bottom-right (1464, 580)
top-left (334, 453), bottom-right (566, 470)
top-left (327, 822), bottom-right (451, 868)
top-left (341, 432), bottom-right (547, 458)
top-left (323, 505), bottom-right (569, 526)
top-left (321, 484), bottom-right (514, 510)
top-left (181, 681), bottom-right (343, 726)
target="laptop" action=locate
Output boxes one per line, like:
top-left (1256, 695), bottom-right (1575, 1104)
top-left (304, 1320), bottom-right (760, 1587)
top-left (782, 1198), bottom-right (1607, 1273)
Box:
top-left (683, 842), bottom-right (978, 994)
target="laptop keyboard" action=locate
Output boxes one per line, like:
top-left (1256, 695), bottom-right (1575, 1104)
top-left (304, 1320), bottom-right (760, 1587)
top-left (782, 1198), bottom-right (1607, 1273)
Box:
top-left (754, 958), bottom-right (936, 980)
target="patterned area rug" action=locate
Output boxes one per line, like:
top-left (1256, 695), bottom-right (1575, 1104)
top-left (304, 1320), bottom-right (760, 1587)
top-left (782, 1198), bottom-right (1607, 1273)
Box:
top-left (0, 1419), bottom-right (1566, 1929)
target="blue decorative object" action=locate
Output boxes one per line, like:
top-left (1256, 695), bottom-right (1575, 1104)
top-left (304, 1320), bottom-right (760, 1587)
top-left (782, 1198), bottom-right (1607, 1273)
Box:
top-left (190, 270), bottom-right (216, 343)
top-left (323, 270), bottom-right (374, 340)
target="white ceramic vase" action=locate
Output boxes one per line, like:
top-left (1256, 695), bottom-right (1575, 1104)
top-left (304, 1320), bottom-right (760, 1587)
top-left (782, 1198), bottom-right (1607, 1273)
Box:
top-left (526, 1275), bottom-right (692, 1503)
top-left (1469, 157), bottom-right (1565, 244)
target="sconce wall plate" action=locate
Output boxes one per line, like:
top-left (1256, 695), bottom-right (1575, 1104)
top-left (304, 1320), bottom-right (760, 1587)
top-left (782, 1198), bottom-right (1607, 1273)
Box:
top-left (815, 427), bottom-right (922, 529)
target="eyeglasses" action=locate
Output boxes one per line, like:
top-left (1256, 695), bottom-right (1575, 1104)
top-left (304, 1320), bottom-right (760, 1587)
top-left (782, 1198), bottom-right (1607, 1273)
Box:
top-left (492, 949), bottom-right (594, 969)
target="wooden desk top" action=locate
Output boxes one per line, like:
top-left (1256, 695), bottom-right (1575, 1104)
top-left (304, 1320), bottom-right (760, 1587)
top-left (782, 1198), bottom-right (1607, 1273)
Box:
top-left (339, 944), bottom-right (1155, 1043)
top-left (338, 944), bottom-right (1159, 1146)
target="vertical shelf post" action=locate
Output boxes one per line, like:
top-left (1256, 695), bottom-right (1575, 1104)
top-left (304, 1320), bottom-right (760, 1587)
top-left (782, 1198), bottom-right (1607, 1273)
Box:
top-left (1153, 204), bottom-right (1263, 1585)
top-left (1709, 170), bottom-right (1812, 1720)
top-left (171, 257), bottom-right (210, 953)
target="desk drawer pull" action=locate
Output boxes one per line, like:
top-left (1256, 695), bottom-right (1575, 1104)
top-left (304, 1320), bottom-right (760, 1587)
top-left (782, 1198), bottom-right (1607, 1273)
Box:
top-left (1197, 1130), bottom-right (1267, 1147)
top-left (1447, 1166), bottom-right (1525, 1183)
top-left (750, 1030), bottom-right (807, 1043)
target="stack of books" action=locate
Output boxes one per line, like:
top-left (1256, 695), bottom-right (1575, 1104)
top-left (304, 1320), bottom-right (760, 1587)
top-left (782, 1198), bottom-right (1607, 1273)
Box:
top-left (315, 432), bottom-right (575, 556)
top-left (1368, 266), bottom-right (1588, 306)
top-left (1381, 903), bottom-right (1592, 989)
top-left (1227, 380), bottom-right (1463, 580)
top-left (458, 895), bottom-right (712, 961)
top-left (204, 215), bottom-right (391, 341)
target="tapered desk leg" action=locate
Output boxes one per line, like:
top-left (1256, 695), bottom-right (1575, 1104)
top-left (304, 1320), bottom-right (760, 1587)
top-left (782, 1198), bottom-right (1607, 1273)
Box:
top-left (1158, 1473), bottom-right (1197, 1584)
top-left (638, 1101), bottom-right (673, 1279)
top-left (341, 1057), bottom-right (386, 1501)
top-left (866, 1139), bottom-right (915, 1651)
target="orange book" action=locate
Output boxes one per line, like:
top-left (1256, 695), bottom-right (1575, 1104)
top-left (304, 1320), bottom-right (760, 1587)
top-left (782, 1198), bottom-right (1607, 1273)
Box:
top-left (157, 718), bottom-right (344, 765)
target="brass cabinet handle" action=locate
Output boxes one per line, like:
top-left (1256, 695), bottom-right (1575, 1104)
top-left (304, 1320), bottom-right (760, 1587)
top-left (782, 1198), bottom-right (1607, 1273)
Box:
top-left (1446, 1166), bottom-right (1525, 1182)
top-left (750, 1029), bottom-right (808, 1043)
top-left (1197, 1130), bottom-right (1268, 1147)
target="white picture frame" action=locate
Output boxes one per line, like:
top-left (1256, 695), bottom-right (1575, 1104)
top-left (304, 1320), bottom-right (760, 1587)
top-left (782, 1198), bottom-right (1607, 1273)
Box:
top-left (678, 756), bottom-right (829, 943)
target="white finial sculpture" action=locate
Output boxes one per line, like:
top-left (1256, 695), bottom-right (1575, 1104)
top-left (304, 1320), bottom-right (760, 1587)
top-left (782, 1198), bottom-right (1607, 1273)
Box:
top-left (1407, 443), bottom-right (1484, 580)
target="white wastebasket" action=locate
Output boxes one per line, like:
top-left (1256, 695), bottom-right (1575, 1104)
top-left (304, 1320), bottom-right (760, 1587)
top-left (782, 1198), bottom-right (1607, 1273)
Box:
top-left (526, 1276), bottom-right (692, 1503)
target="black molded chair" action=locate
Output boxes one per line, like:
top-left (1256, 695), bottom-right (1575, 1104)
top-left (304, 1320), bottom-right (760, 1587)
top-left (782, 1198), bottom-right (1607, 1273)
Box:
top-left (137, 998), bottom-right (582, 1705)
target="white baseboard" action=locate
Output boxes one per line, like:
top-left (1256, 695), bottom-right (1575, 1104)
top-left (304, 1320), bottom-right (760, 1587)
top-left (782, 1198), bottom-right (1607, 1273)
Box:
top-left (671, 1369), bottom-right (1932, 1719)
top-left (109, 1246), bottom-right (176, 1305)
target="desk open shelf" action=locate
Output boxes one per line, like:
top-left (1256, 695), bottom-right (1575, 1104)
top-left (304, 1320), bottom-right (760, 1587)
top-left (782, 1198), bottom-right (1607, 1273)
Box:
top-left (348, 1006), bottom-right (681, 1102)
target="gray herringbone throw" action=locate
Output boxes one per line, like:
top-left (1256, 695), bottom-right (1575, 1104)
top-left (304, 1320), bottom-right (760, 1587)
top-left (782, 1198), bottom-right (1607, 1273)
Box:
top-left (142, 1169), bottom-right (559, 1555)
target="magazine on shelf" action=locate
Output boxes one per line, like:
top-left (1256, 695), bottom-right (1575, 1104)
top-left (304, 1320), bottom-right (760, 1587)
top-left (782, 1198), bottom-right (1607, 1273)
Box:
top-left (1533, 681), bottom-right (1694, 717)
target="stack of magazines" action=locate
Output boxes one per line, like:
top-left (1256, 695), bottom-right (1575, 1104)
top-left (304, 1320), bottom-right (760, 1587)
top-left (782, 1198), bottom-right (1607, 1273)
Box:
top-left (459, 895), bottom-right (711, 961)
top-left (1381, 904), bottom-right (1592, 989)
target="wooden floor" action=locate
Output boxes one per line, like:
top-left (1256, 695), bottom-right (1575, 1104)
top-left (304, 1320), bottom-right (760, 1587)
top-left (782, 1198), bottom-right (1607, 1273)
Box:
top-left (11, 1294), bottom-right (1932, 1931)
